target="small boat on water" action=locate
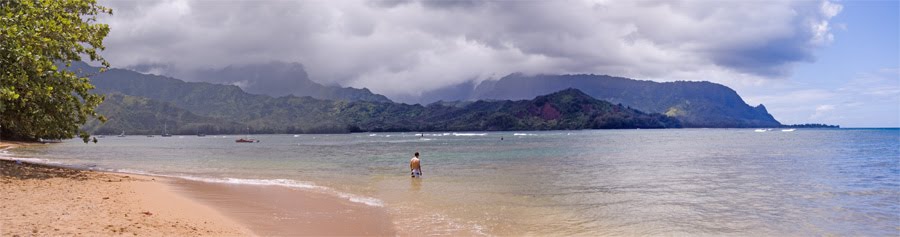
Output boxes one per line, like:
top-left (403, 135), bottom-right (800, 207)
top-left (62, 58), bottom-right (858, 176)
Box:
top-left (781, 129), bottom-right (796, 132)
top-left (198, 133), bottom-right (206, 137)
top-left (235, 127), bottom-right (258, 143)
top-left (754, 129), bottom-right (767, 132)
top-left (161, 124), bottom-right (172, 137)
top-left (235, 138), bottom-right (259, 143)
top-left (117, 131), bottom-right (126, 137)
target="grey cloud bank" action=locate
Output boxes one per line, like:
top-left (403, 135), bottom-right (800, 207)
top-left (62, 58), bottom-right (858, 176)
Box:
top-left (99, 0), bottom-right (841, 94)
top-left (93, 0), bottom-right (888, 126)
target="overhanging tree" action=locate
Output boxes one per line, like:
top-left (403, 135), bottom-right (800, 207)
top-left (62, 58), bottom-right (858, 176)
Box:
top-left (0, 0), bottom-right (112, 142)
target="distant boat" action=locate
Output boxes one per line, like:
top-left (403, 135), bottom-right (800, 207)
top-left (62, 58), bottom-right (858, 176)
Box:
top-left (236, 127), bottom-right (258, 143)
top-left (754, 129), bottom-right (767, 132)
top-left (235, 138), bottom-right (259, 143)
top-left (117, 131), bottom-right (126, 137)
top-left (197, 133), bottom-right (206, 137)
top-left (161, 124), bottom-right (172, 137)
top-left (781, 129), bottom-right (796, 132)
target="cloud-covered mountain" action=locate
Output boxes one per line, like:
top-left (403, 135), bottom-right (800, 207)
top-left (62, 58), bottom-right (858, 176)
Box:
top-left (99, 0), bottom-right (843, 99)
top-left (128, 62), bottom-right (392, 103)
top-left (78, 66), bottom-right (680, 134)
top-left (87, 58), bottom-right (781, 128)
top-left (186, 62), bottom-right (391, 103)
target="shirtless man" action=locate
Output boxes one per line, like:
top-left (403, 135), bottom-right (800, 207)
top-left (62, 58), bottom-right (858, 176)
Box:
top-left (410, 152), bottom-right (422, 178)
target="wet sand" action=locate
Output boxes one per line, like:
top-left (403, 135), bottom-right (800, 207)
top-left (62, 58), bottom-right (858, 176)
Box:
top-left (0, 142), bottom-right (396, 236)
top-left (173, 180), bottom-right (396, 236)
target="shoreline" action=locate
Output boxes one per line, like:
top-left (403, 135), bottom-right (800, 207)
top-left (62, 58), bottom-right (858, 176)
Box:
top-left (0, 142), bottom-right (396, 236)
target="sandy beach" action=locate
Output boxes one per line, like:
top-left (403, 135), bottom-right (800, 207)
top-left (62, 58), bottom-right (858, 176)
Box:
top-left (0, 142), bottom-right (395, 236)
top-left (0, 158), bottom-right (253, 236)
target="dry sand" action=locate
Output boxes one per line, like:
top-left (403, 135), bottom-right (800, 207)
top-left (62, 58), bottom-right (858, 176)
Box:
top-left (0, 159), bottom-right (254, 236)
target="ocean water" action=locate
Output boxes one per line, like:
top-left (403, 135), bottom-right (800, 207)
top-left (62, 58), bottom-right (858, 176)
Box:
top-left (4, 129), bottom-right (899, 236)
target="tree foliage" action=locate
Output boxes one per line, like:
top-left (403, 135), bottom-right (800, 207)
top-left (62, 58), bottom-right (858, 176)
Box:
top-left (0, 0), bottom-right (112, 142)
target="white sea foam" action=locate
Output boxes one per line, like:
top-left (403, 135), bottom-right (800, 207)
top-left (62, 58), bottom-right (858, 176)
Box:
top-left (387, 138), bottom-right (433, 143)
top-left (111, 169), bottom-right (385, 207)
top-left (453, 133), bottom-right (487, 136)
top-left (335, 192), bottom-right (385, 207)
top-left (513, 133), bottom-right (536, 136)
top-left (114, 168), bottom-right (154, 175)
top-left (181, 176), bottom-right (321, 190)
top-left (0, 145), bottom-right (60, 165)
top-left (192, 177), bottom-right (384, 207)
top-left (0, 157), bottom-right (62, 165)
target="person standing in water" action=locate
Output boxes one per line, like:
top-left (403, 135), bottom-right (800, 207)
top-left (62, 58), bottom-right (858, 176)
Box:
top-left (410, 152), bottom-right (422, 178)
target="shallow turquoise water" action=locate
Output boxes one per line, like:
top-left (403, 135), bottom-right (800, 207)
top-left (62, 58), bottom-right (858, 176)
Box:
top-left (5, 129), bottom-right (899, 235)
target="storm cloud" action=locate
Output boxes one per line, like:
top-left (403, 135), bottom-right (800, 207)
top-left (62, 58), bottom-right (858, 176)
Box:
top-left (98, 0), bottom-right (842, 99)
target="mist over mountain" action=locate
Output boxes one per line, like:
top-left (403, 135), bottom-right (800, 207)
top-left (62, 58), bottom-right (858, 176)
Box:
top-left (393, 80), bottom-right (479, 104)
top-left (187, 62), bottom-right (315, 97)
top-left (127, 62), bottom-right (391, 103)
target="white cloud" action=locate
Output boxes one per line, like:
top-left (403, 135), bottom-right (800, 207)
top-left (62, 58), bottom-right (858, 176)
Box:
top-left (812, 104), bottom-right (836, 119)
top-left (808, 1), bottom-right (843, 45)
top-left (97, 0), bottom-right (843, 99)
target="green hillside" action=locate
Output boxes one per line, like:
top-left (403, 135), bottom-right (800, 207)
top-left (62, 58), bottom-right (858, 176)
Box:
top-left (471, 74), bottom-right (781, 128)
top-left (81, 67), bottom-right (680, 134)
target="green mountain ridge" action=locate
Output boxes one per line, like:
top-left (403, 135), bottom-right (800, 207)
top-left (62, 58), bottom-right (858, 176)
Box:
top-left (86, 94), bottom-right (245, 135)
top-left (81, 67), bottom-right (681, 134)
top-left (470, 74), bottom-right (781, 128)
